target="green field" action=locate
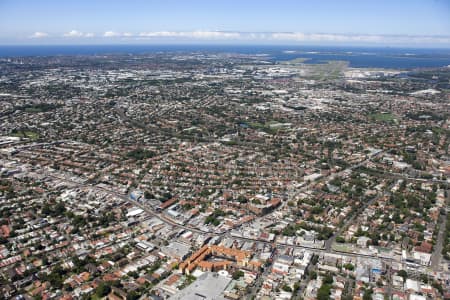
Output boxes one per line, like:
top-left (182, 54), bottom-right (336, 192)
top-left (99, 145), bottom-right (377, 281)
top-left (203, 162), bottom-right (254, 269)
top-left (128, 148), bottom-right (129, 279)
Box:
top-left (11, 130), bottom-right (40, 140)
top-left (309, 60), bottom-right (349, 80)
top-left (247, 121), bottom-right (283, 134)
top-left (24, 107), bottom-right (45, 113)
top-left (277, 58), bottom-right (349, 80)
top-left (332, 243), bottom-right (354, 253)
top-left (369, 112), bottom-right (396, 122)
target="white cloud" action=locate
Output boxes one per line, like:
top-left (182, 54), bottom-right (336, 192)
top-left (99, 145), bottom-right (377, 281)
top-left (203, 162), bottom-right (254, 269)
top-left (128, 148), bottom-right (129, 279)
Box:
top-left (189, 31), bottom-right (241, 39)
top-left (268, 32), bottom-right (450, 44)
top-left (138, 30), bottom-right (242, 39)
top-left (63, 30), bottom-right (84, 37)
top-left (30, 32), bottom-right (49, 38)
top-left (102, 31), bottom-right (136, 38)
top-left (30, 29), bottom-right (450, 46)
top-left (269, 32), bottom-right (381, 42)
top-left (103, 31), bottom-right (121, 37)
top-left (63, 30), bottom-right (96, 38)
top-left (133, 30), bottom-right (450, 45)
top-left (139, 31), bottom-right (177, 37)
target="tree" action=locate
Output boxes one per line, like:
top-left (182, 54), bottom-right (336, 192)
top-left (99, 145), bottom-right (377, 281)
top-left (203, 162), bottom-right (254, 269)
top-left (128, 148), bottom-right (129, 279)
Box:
top-left (42, 203), bottom-right (52, 216)
top-left (54, 202), bottom-right (66, 215)
top-left (317, 284), bottom-right (331, 300)
top-left (127, 291), bottom-right (140, 300)
top-left (95, 282), bottom-right (111, 297)
top-left (311, 255), bottom-right (319, 265)
top-left (343, 263), bottom-right (354, 271)
top-left (323, 274), bottom-right (333, 285)
top-left (126, 149), bottom-right (155, 160)
top-left (363, 288), bottom-right (373, 300)
top-left (232, 270), bottom-right (244, 280)
top-left (397, 270), bottom-right (407, 282)
top-left (336, 236), bottom-right (346, 243)
top-left (45, 266), bottom-right (64, 289)
top-left (282, 284), bottom-right (292, 292)
top-left (432, 281), bottom-right (443, 294)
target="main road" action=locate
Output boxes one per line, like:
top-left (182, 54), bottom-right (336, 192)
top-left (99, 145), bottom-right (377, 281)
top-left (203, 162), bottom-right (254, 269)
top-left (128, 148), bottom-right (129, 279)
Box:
top-left (48, 166), bottom-right (400, 265)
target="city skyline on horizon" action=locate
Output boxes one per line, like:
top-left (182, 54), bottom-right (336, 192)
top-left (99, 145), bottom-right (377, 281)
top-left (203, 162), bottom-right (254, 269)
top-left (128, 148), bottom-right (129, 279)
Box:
top-left (1, 0), bottom-right (450, 47)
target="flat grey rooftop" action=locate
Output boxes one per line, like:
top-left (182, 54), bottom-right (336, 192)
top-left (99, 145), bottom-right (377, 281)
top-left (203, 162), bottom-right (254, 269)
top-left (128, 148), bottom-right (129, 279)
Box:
top-left (169, 272), bottom-right (231, 300)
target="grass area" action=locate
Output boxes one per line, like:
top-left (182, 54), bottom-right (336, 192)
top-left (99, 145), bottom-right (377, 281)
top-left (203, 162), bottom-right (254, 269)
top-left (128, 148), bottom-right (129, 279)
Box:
top-left (248, 121), bottom-right (265, 129)
top-left (11, 130), bottom-right (40, 140)
top-left (369, 112), bottom-right (396, 122)
top-left (247, 121), bottom-right (279, 134)
top-left (306, 60), bottom-right (348, 80)
top-left (278, 59), bottom-right (348, 80)
top-left (332, 243), bottom-right (354, 253)
top-left (24, 107), bottom-right (43, 113)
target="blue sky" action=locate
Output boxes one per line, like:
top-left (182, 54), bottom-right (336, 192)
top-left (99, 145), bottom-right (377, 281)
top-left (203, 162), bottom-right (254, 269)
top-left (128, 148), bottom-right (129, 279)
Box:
top-left (1, 0), bottom-right (450, 47)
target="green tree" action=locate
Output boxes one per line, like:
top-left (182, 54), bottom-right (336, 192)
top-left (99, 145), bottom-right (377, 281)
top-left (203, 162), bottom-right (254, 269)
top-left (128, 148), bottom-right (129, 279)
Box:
top-left (95, 282), bottom-right (111, 297)
top-left (363, 288), bottom-right (373, 300)
top-left (323, 274), bottom-right (333, 284)
top-left (232, 270), bottom-right (244, 280)
top-left (282, 284), bottom-right (292, 292)
top-left (336, 236), bottom-right (345, 243)
top-left (126, 291), bottom-right (140, 300)
top-left (397, 270), bottom-right (407, 282)
top-left (343, 263), bottom-right (354, 271)
top-left (317, 284), bottom-right (331, 300)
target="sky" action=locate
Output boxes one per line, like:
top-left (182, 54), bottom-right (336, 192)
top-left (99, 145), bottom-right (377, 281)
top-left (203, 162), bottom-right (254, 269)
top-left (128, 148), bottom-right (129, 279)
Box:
top-left (1, 0), bottom-right (450, 47)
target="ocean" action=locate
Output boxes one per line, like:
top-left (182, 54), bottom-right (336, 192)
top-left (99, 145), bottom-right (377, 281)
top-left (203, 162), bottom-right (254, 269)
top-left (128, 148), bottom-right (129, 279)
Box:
top-left (0, 44), bottom-right (449, 69)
